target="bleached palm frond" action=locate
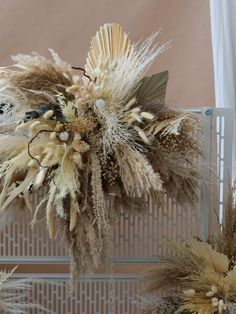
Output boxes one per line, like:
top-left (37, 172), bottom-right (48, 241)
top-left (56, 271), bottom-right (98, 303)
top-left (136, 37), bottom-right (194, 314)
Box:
top-left (86, 23), bottom-right (131, 71)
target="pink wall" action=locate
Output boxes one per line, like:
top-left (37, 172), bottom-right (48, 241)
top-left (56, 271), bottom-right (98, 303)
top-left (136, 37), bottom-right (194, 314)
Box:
top-left (0, 0), bottom-right (214, 107)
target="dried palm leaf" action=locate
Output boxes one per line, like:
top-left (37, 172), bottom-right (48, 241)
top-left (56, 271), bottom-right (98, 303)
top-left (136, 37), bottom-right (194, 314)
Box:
top-left (86, 23), bottom-right (131, 71)
top-left (134, 71), bottom-right (168, 109)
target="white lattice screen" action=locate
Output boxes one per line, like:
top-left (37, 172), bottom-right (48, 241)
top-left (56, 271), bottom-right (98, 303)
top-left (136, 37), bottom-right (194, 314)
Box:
top-left (1, 107), bottom-right (233, 313)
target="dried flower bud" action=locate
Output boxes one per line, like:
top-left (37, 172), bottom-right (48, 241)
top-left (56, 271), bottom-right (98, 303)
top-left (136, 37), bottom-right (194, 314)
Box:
top-left (28, 159), bottom-right (38, 167)
top-left (43, 110), bottom-right (54, 119)
top-left (212, 297), bottom-right (219, 307)
top-left (141, 112), bottom-right (154, 120)
top-left (49, 132), bottom-right (57, 140)
top-left (218, 300), bottom-right (225, 313)
top-left (183, 289), bottom-right (195, 297)
top-left (206, 291), bottom-right (214, 297)
top-left (211, 285), bottom-right (218, 294)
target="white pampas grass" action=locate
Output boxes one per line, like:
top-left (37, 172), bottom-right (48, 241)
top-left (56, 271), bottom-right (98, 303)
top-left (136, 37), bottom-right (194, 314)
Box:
top-left (107, 32), bottom-right (169, 106)
top-left (100, 110), bottom-right (140, 154)
top-left (12, 49), bottom-right (72, 74)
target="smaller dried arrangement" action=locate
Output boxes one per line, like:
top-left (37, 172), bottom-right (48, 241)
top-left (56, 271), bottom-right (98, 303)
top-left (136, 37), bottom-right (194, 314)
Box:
top-left (0, 267), bottom-right (39, 314)
top-left (0, 23), bottom-right (202, 278)
top-left (141, 186), bottom-right (236, 314)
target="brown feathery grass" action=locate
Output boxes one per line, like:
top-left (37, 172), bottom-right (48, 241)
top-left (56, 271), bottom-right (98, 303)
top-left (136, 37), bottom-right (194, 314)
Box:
top-left (148, 109), bottom-right (203, 207)
top-left (10, 64), bottom-right (73, 107)
top-left (58, 208), bottom-right (112, 278)
top-left (215, 184), bottom-right (236, 263)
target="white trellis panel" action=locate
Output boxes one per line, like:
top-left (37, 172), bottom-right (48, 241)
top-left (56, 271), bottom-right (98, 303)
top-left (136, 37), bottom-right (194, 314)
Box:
top-left (0, 107), bottom-right (232, 263)
top-left (12, 274), bottom-right (140, 314)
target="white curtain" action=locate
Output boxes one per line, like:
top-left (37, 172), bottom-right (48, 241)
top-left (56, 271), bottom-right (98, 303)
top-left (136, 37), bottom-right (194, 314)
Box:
top-left (210, 0), bottom-right (236, 179)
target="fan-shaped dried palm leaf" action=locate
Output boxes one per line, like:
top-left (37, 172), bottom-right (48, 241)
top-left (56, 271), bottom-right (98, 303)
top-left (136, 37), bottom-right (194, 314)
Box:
top-left (86, 23), bottom-right (131, 71)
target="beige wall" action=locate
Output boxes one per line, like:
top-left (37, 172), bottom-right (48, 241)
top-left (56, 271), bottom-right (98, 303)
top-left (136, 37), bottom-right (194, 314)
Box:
top-left (0, 0), bottom-right (214, 108)
top-left (0, 0), bottom-right (214, 276)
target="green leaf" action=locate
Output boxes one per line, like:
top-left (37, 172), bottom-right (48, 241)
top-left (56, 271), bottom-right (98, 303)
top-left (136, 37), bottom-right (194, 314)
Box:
top-left (135, 70), bottom-right (168, 105)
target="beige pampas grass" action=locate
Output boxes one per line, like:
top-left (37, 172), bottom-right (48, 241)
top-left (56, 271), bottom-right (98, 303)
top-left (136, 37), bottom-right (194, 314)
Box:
top-left (0, 52), bottom-right (73, 113)
top-left (115, 144), bottom-right (163, 200)
top-left (47, 205), bottom-right (56, 239)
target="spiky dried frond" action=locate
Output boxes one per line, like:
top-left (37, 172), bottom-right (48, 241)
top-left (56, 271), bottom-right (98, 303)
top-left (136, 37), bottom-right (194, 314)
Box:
top-left (142, 239), bottom-right (229, 289)
top-left (0, 267), bottom-right (44, 314)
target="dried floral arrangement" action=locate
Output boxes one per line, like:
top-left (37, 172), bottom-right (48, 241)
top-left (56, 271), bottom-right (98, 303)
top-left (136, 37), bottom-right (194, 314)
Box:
top-left (0, 23), bottom-right (202, 278)
top-left (0, 266), bottom-right (41, 314)
top-left (140, 186), bottom-right (236, 314)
